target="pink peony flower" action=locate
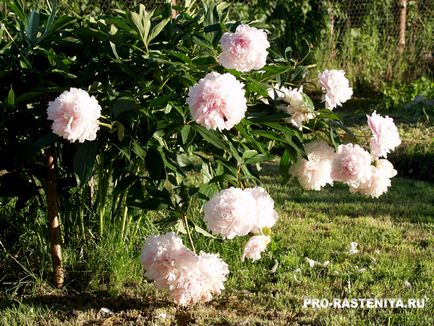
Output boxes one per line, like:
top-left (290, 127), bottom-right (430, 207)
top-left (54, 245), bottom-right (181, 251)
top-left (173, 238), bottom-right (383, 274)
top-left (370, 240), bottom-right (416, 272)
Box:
top-left (350, 159), bottom-right (397, 198)
top-left (318, 70), bottom-right (353, 109)
top-left (331, 143), bottom-right (372, 188)
top-left (244, 186), bottom-right (278, 232)
top-left (187, 72), bottom-right (247, 130)
top-left (47, 88), bottom-right (101, 143)
top-left (218, 24), bottom-right (270, 72)
top-left (203, 187), bottom-right (257, 239)
top-left (141, 233), bottom-right (229, 307)
top-left (367, 111), bottom-right (401, 158)
top-left (140, 232), bottom-right (195, 289)
top-left (170, 251), bottom-right (229, 306)
top-left (241, 235), bottom-right (271, 262)
top-left (279, 86), bottom-right (315, 129)
top-left (290, 141), bottom-right (335, 191)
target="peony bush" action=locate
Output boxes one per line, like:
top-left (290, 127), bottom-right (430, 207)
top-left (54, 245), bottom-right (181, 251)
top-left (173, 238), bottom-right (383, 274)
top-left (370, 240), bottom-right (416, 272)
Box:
top-left (0, 1), bottom-right (401, 305)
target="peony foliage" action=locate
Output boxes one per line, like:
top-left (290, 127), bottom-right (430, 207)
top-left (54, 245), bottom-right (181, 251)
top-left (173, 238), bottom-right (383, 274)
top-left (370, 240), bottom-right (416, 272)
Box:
top-left (0, 1), bottom-right (401, 306)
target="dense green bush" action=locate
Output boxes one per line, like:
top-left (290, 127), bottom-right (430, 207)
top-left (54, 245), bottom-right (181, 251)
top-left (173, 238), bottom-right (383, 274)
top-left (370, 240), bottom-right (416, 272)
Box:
top-left (389, 142), bottom-right (434, 182)
top-left (1, 0), bottom-right (352, 289)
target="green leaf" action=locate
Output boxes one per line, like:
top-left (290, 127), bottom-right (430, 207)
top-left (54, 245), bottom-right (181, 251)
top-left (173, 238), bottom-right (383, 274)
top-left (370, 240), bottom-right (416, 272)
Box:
top-left (195, 125), bottom-right (229, 151)
top-left (167, 51), bottom-right (192, 64)
top-left (126, 179), bottom-right (145, 208)
top-left (6, 86), bottom-right (15, 106)
top-left (148, 17), bottom-right (170, 44)
top-left (247, 110), bottom-right (288, 123)
top-left (301, 93), bottom-right (315, 112)
top-left (279, 149), bottom-right (292, 184)
top-left (145, 148), bottom-right (166, 180)
top-left (127, 185), bottom-right (171, 210)
top-left (112, 98), bottom-right (136, 118)
top-left (132, 140), bottom-right (146, 159)
top-left (198, 183), bottom-right (219, 200)
top-left (192, 35), bottom-right (214, 51)
top-left (194, 224), bottom-right (216, 238)
top-left (109, 41), bottom-right (122, 61)
top-left (330, 120), bottom-right (357, 143)
top-left (32, 133), bottom-right (58, 150)
top-left (114, 144), bottom-right (131, 161)
top-left (8, 0), bottom-right (26, 21)
top-left (117, 122), bottom-right (125, 142)
top-left (26, 9), bottom-right (40, 44)
top-left (208, 173), bottom-right (238, 185)
top-left (245, 154), bottom-right (275, 165)
top-left (251, 130), bottom-right (284, 142)
top-left (246, 79), bottom-right (269, 97)
top-left (43, 0), bottom-right (58, 37)
top-left (73, 141), bottom-right (97, 187)
top-left (288, 65), bottom-right (308, 83)
top-left (180, 125), bottom-right (191, 144)
top-left (329, 126), bottom-right (339, 150)
top-left (242, 150), bottom-right (258, 160)
top-left (131, 5), bottom-right (153, 50)
top-left (113, 175), bottom-right (138, 198)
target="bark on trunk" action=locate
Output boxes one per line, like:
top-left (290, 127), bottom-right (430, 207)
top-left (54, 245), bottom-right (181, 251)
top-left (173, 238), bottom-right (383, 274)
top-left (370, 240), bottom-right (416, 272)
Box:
top-left (398, 0), bottom-right (407, 53)
top-left (171, 0), bottom-right (177, 18)
top-left (46, 146), bottom-right (64, 288)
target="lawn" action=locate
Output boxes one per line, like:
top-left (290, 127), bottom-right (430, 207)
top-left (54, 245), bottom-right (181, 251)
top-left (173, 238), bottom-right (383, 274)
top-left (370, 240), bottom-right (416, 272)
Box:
top-left (1, 0), bottom-right (433, 324)
top-left (1, 99), bottom-right (433, 325)
top-left (1, 162), bottom-right (433, 325)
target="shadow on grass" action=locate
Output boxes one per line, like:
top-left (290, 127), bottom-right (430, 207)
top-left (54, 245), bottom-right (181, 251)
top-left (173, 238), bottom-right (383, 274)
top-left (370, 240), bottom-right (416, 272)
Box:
top-left (0, 290), bottom-right (186, 325)
top-left (0, 290), bottom-right (159, 312)
top-left (0, 291), bottom-right (289, 325)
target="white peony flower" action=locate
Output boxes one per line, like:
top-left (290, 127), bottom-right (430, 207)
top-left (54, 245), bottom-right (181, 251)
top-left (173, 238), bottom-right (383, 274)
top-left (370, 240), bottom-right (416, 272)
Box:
top-left (187, 72), bottom-right (247, 130)
top-left (169, 251), bottom-right (229, 306)
top-left (244, 186), bottom-right (278, 232)
top-left (367, 111), bottom-right (401, 158)
top-left (318, 69), bottom-right (353, 109)
top-left (278, 86), bottom-right (315, 129)
top-left (350, 159), bottom-right (397, 198)
top-left (203, 187), bottom-right (257, 239)
top-left (219, 24), bottom-right (270, 72)
top-left (241, 235), bottom-right (271, 262)
top-left (141, 233), bottom-right (229, 307)
top-left (331, 143), bottom-right (372, 188)
top-left (140, 232), bottom-right (195, 289)
top-left (47, 87), bottom-right (101, 143)
top-left (290, 140), bottom-right (335, 191)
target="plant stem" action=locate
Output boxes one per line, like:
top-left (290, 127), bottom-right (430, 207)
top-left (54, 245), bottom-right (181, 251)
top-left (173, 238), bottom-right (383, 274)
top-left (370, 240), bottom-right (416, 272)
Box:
top-left (97, 121), bottom-right (113, 129)
top-left (120, 205), bottom-right (128, 240)
top-left (183, 214), bottom-right (196, 254)
top-left (79, 204), bottom-right (85, 241)
top-left (46, 146), bottom-right (64, 288)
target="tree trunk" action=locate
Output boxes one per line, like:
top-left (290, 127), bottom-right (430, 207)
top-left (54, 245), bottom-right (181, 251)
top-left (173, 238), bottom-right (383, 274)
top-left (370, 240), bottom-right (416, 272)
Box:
top-left (171, 0), bottom-right (177, 18)
top-left (46, 146), bottom-right (64, 288)
top-left (398, 0), bottom-right (407, 53)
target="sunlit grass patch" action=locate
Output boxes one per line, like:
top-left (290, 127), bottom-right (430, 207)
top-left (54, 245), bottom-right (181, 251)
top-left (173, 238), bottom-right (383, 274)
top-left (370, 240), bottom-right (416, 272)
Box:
top-left (1, 169), bottom-right (433, 324)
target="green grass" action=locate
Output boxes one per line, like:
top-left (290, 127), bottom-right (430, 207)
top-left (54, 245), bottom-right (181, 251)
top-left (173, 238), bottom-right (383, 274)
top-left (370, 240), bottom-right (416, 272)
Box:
top-left (1, 100), bottom-right (433, 325)
top-left (1, 167), bottom-right (433, 325)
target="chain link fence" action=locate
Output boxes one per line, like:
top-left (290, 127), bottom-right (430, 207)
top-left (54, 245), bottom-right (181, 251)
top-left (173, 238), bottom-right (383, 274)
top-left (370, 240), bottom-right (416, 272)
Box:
top-left (328, 0), bottom-right (432, 50)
